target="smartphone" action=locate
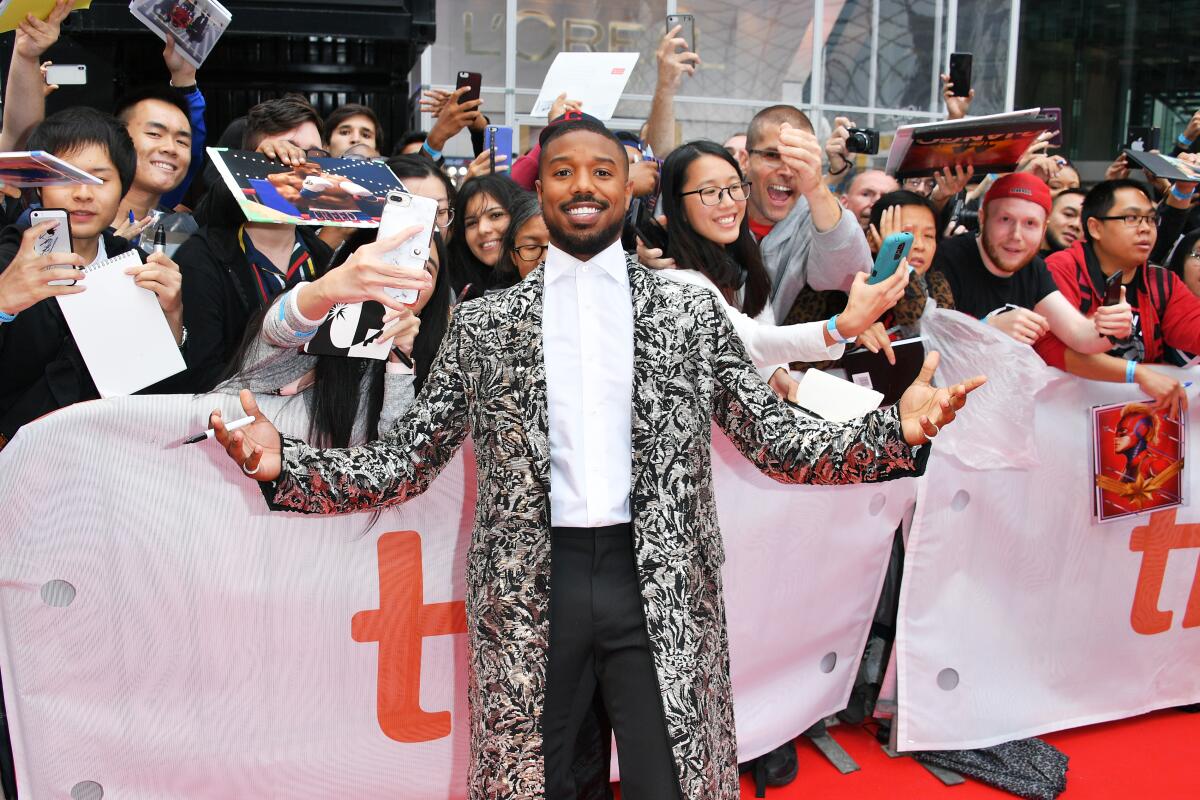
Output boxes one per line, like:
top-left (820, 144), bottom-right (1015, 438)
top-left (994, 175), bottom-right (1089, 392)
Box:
top-left (1104, 273), bottom-right (1124, 306)
top-left (484, 125), bottom-right (514, 173)
top-left (948, 53), bottom-right (972, 98)
top-left (1043, 107), bottom-right (1063, 148)
top-left (1125, 126), bottom-right (1161, 153)
top-left (30, 208), bottom-right (76, 286)
top-left (377, 190), bottom-right (439, 304)
top-left (44, 64), bottom-right (87, 86)
top-left (665, 13), bottom-right (695, 52)
top-left (868, 232), bottom-right (913, 285)
top-left (455, 71), bottom-right (482, 106)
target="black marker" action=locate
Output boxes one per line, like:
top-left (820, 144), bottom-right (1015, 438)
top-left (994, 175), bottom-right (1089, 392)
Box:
top-left (153, 227), bottom-right (166, 254)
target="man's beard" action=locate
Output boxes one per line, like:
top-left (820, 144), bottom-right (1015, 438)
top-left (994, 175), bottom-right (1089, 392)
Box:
top-left (545, 202), bottom-right (626, 259)
top-left (982, 233), bottom-right (1037, 274)
top-left (1044, 229), bottom-right (1069, 253)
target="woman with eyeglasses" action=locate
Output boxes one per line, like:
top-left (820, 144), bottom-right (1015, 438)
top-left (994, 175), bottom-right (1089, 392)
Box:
top-left (498, 193), bottom-right (549, 282)
top-left (446, 174), bottom-right (527, 302)
top-left (656, 140), bottom-right (908, 396)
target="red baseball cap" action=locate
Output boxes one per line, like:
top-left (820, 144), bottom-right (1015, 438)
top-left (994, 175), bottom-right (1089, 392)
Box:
top-left (983, 172), bottom-right (1052, 216)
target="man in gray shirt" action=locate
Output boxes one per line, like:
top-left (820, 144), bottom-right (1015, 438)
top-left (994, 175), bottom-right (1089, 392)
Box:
top-left (743, 105), bottom-right (873, 323)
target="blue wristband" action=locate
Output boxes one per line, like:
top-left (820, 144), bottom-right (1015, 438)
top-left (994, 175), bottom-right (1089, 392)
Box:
top-left (1125, 359), bottom-right (1138, 384)
top-left (0, 308), bottom-right (15, 323)
top-left (421, 140), bottom-right (442, 160)
top-left (1171, 185), bottom-right (1195, 201)
top-left (827, 314), bottom-right (854, 345)
top-left (1178, 133), bottom-right (1195, 148)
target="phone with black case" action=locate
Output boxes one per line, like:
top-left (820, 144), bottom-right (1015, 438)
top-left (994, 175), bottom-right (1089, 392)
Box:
top-left (455, 71), bottom-right (482, 106)
top-left (948, 53), bottom-right (972, 97)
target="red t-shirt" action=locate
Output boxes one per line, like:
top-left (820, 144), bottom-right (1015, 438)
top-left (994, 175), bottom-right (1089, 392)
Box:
top-left (748, 218), bottom-right (775, 241)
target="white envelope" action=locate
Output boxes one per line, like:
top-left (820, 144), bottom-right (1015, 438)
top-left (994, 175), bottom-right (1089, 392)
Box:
top-left (531, 52), bottom-right (640, 121)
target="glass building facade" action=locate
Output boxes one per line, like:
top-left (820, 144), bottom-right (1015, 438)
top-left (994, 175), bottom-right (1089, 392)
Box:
top-left (412, 0), bottom-right (1020, 163)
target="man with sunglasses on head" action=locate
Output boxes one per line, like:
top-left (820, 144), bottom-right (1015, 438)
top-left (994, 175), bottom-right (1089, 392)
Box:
top-left (175, 96), bottom-right (337, 391)
top-left (743, 105), bottom-right (874, 324)
top-left (1035, 179), bottom-right (1200, 408)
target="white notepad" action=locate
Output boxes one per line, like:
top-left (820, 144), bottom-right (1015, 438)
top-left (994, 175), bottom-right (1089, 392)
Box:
top-left (792, 367), bottom-right (884, 423)
top-left (56, 250), bottom-right (186, 397)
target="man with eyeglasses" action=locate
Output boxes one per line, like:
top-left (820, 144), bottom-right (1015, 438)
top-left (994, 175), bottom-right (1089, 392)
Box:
top-left (176, 96), bottom-right (339, 391)
top-left (1035, 178), bottom-right (1200, 408)
top-left (743, 105), bottom-right (874, 324)
top-left (931, 172), bottom-right (1134, 351)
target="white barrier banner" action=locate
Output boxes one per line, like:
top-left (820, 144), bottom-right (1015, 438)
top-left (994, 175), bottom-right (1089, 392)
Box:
top-left (896, 310), bottom-right (1200, 751)
top-left (0, 394), bottom-right (911, 798)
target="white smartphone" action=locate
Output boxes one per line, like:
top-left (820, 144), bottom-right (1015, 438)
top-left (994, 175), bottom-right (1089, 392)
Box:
top-left (377, 190), bottom-right (439, 304)
top-left (29, 208), bottom-right (76, 286)
top-left (44, 64), bottom-right (87, 86)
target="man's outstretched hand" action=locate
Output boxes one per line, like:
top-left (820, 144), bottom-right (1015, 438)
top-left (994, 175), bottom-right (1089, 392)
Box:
top-left (211, 389), bottom-right (283, 482)
top-left (898, 351), bottom-right (987, 446)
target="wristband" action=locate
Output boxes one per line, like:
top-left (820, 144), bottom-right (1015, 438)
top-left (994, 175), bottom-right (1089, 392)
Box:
top-left (0, 308), bottom-right (15, 323)
top-left (170, 82), bottom-right (198, 93)
top-left (421, 141), bottom-right (443, 160)
top-left (1178, 133), bottom-right (1195, 148)
top-left (1125, 359), bottom-right (1138, 384)
top-left (1171, 185), bottom-right (1195, 201)
top-left (826, 314), bottom-right (855, 345)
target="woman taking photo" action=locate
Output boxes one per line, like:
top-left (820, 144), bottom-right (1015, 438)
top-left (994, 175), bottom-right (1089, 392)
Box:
top-left (216, 227), bottom-right (450, 448)
top-left (656, 140), bottom-right (907, 388)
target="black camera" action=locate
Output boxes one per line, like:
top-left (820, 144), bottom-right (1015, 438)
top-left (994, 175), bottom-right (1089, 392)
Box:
top-left (845, 127), bottom-right (880, 155)
top-left (949, 197), bottom-right (980, 234)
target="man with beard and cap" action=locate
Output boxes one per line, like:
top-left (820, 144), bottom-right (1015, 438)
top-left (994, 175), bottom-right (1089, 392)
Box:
top-left (206, 114), bottom-right (986, 800)
top-left (931, 172), bottom-right (1135, 352)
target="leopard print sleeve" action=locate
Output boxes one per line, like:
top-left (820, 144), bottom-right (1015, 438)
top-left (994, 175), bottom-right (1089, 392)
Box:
top-left (705, 291), bottom-right (923, 485)
top-left (265, 311), bottom-right (472, 514)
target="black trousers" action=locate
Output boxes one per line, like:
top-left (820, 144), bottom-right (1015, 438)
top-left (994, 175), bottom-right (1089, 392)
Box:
top-left (542, 524), bottom-right (681, 800)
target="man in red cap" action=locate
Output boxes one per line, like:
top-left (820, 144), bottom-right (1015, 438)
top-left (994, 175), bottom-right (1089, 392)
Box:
top-left (1033, 178), bottom-right (1200, 408)
top-left (930, 171), bottom-right (1132, 350)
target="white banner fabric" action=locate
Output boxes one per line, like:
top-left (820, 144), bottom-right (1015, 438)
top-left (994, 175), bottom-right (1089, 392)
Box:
top-left (896, 362), bottom-right (1200, 752)
top-left (0, 394), bottom-right (910, 798)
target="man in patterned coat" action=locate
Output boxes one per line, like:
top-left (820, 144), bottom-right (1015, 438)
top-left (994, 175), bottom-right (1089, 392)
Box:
top-left (210, 116), bottom-right (985, 799)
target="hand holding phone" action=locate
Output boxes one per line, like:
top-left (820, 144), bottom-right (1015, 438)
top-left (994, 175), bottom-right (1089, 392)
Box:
top-left (29, 208), bottom-right (77, 286)
top-left (665, 13), bottom-right (695, 52)
top-left (948, 53), bottom-right (972, 98)
top-left (455, 71), bottom-right (482, 106)
top-left (44, 64), bottom-right (87, 86)
top-left (377, 191), bottom-right (439, 304)
top-left (868, 232), bottom-right (914, 285)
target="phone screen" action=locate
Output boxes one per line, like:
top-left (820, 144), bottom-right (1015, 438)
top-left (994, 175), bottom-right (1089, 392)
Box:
top-left (948, 53), bottom-right (973, 97)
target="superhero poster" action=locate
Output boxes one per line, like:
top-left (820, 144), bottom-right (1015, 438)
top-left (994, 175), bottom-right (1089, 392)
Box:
top-left (129, 0), bottom-right (232, 69)
top-left (1091, 400), bottom-right (1187, 522)
top-left (208, 148), bottom-right (404, 228)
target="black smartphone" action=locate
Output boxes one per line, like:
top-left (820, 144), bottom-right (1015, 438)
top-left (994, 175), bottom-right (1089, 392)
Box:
top-left (1125, 126), bottom-right (1161, 153)
top-left (948, 53), bottom-right (973, 97)
top-left (1044, 107), bottom-right (1063, 147)
top-left (665, 13), bottom-right (695, 52)
top-left (1104, 273), bottom-right (1124, 306)
top-left (455, 71), bottom-right (482, 106)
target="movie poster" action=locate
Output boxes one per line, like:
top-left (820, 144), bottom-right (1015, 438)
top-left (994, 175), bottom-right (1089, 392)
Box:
top-left (1091, 400), bottom-right (1187, 522)
top-left (208, 148), bottom-right (404, 228)
top-left (304, 302), bottom-right (393, 361)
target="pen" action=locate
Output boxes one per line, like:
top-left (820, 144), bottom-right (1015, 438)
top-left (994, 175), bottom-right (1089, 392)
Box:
top-left (391, 346), bottom-right (414, 368)
top-left (128, 210), bottom-right (135, 225)
top-left (153, 227), bottom-right (166, 254)
top-left (184, 415), bottom-right (256, 444)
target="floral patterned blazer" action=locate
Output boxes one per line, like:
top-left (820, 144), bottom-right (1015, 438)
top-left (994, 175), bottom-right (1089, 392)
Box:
top-left (265, 254), bottom-right (925, 799)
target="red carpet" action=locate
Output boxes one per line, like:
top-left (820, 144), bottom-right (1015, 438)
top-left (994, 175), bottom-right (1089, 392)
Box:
top-left (617, 709), bottom-right (1198, 798)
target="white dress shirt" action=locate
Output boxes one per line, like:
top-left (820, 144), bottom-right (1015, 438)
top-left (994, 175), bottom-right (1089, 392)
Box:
top-left (542, 239), bottom-right (634, 528)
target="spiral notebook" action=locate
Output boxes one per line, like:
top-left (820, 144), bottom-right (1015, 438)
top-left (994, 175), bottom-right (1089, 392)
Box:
top-left (56, 250), bottom-right (185, 397)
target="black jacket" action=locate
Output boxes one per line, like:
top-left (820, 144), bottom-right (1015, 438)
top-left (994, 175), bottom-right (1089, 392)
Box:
top-left (0, 226), bottom-right (189, 439)
top-left (176, 223), bottom-right (332, 391)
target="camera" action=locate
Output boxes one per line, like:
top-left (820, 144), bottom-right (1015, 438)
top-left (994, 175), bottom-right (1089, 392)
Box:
top-left (948, 197), bottom-right (980, 234)
top-left (845, 127), bottom-right (880, 155)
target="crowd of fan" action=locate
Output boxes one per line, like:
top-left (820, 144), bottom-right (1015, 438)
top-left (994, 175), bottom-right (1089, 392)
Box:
top-left (1, 4), bottom-right (1199, 790)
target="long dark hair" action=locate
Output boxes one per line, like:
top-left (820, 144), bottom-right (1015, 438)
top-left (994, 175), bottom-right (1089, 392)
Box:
top-left (222, 231), bottom-right (451, 449)
top-left (496, 191), bottom-right (542, 282)
top-left (446, 174), bottom-right (526, 299)
top-left (660, 140), bottom-right (770, 317)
